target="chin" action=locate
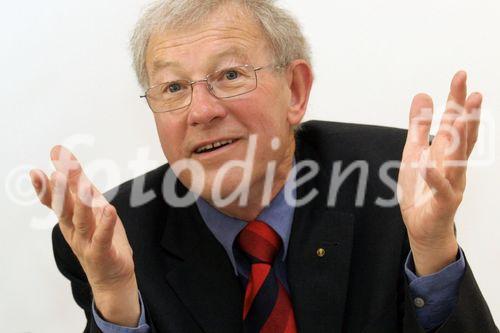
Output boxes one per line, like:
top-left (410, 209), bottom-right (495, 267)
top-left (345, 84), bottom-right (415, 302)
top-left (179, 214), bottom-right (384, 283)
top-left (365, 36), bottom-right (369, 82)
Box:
top-left (201, 168), bottom-right (257, 206)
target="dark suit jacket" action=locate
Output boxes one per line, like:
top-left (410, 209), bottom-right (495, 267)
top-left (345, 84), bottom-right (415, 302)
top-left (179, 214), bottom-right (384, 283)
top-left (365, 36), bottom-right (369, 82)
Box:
top-left (52, 120), bottom-right (498, 333)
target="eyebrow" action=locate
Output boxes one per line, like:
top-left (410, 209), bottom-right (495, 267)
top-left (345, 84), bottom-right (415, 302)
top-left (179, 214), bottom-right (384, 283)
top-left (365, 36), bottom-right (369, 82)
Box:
top-left (151, 46), bottom-right (251, 76)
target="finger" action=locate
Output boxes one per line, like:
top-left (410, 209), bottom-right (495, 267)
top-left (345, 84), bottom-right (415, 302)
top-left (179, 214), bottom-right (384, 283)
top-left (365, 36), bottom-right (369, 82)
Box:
top-left (67, 173), bottom-right (107, 221)
top-left (443, 114), bottom-right (468, 187)
top-left (50, 171), bottom-right (74, 226)
top-left (406, 93), bottom-right (434, 147)
top-left (91, 205), bottom-right (117, 253)
top-left (420, 165), bottom-right (455, 205)
top-left (464, 92), bottom-right (483, 158)
top-left (436, 71), bottom-right (467, 141)
top-left (447, 70), bottom-right (468, 107)
top-left (50, 145), bottom-right (95, 192)
top-left (30, 169), bottom-right (52, 207)
top-left (52, 145), bottom-right (108, 207)
top-left (72, 181), bottom-right (96, 242)
top-left (419, 150), bottom-right (454, 202)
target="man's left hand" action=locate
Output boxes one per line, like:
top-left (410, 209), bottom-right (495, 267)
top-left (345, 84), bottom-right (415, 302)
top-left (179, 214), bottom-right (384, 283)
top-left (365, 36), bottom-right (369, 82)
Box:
top-left (398, 71), bottom-right (483, 276)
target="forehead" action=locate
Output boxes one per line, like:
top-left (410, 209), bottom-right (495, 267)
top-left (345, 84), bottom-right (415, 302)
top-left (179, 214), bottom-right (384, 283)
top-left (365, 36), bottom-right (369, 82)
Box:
top-left (145, 6), bottom-right (273, 78)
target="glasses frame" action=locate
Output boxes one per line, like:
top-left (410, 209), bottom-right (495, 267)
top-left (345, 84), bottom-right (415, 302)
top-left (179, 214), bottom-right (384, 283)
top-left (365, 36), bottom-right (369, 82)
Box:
top-left (140, 63), bottom-right (285, 113)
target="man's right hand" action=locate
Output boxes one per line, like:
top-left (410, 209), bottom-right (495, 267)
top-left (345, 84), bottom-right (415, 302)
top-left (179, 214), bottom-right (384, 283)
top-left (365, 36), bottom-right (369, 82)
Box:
top-left (30, 145), bottom-right (141, 327)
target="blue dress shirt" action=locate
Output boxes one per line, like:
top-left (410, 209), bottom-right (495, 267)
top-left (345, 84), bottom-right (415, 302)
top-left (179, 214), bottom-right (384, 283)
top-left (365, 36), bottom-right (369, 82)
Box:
top-left (93, 175), bottom-right (465, 332)
top-left (92, 296), bottom-right (149, 333)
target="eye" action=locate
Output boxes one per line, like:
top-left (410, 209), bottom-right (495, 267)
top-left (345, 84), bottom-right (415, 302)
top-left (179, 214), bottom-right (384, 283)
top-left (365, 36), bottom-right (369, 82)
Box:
top-left (224, 70), bottom-right (240, 80)
top-left (167, 82), bottom-right (182, 93)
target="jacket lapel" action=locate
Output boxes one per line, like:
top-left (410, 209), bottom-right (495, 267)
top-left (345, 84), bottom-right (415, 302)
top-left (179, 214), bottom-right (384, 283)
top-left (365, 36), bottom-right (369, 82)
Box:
top-left (287, 133), bottom-right (355, 332)
top-left (160, 186), bottom-right (243, 333)
top-left (288, 205), bottom-right (354, 332)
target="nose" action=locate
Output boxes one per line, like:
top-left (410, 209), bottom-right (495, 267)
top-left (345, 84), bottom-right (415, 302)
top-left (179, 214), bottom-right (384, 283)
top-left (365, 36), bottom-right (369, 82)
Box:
top-left (187, 81), bottom-right (228, 126)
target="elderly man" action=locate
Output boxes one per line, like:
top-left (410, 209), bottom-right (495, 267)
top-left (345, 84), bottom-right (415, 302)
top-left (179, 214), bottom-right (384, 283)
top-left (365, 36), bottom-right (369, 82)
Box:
top-left (31, 0), bottom-right (497, 332)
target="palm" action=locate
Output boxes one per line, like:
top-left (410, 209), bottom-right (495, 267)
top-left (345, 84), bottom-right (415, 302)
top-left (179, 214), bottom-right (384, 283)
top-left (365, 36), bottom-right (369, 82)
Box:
top-left (399, 136), bottom-right (462, 242)
top-left (33, 145), bottom-right (136, 290)
top-left (397, 71), bottom-right (482, 245)
top-left (71, 212), bottom-right (134, 287)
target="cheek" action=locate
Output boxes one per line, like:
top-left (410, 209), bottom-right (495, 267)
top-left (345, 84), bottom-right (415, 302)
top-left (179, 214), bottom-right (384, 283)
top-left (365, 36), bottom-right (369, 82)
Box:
top-left (229, 100), bottom-right (290, 164)
top-left (154, 114), bottom-right (186, 159)
top-left (232, 88), bottom-right (289, 137)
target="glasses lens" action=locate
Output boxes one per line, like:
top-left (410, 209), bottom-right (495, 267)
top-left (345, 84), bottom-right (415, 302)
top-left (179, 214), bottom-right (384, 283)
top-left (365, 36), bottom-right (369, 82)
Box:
top-left (147, 80), bottom-right (191, 113)
top-left (144, 66), bottom-right (259, 113)
top-left (208, 65), bottom-right (257, 98)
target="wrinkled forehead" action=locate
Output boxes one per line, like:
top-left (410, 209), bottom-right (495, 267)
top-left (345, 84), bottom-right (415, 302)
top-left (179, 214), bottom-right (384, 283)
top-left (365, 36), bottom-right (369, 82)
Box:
top-left (145, 5), bottom-right (274, 80)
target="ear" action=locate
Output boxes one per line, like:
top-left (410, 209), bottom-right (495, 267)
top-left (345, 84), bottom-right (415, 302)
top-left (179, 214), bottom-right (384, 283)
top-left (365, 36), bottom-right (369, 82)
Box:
top-left (285, 59), bottom-right (314, 126)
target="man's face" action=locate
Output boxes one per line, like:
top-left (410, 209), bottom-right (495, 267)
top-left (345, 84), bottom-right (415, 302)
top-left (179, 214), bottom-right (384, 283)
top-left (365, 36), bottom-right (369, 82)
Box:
top-left (145, 5), bottom-right (299, 205)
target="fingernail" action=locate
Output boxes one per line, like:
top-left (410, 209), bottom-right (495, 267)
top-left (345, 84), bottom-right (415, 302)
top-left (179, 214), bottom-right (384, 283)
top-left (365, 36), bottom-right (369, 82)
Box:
top-left (456, 70), bottom-right (467, 80)
top-left (473, 92), bottom-right (483, 101)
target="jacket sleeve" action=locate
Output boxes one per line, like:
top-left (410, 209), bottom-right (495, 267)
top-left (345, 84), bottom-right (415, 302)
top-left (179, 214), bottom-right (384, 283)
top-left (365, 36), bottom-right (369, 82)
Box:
top-left (402, 250), bottom-right (499, 333)
top-left (52, 223), bottom-right (104, 333)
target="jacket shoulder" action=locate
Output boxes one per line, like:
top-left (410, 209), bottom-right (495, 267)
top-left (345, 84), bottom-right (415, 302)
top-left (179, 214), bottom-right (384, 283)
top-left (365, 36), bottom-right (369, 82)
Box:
top-left (103, 163), bottom-right (170, 208)
top-left (296, 120), bottom-right (408, 163)
top-left (101, 163), bottom-right (176, 248)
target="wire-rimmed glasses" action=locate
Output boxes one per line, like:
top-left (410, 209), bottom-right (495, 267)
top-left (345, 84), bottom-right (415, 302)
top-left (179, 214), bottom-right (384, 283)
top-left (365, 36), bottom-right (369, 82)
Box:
top-left (140, 63), bottom-right (283, 113)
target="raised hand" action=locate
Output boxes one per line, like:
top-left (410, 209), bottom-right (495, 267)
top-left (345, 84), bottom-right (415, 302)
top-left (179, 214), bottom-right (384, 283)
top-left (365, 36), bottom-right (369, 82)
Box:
top-left (30, 145), bottom-right (140, 326)
top-left (398, 71), bottom-right (482, 276)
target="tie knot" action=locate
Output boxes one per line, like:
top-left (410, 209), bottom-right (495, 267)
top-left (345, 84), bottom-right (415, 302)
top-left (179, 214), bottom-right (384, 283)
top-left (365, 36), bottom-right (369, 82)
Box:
top-left (237, 220), bottom-right (282, 264)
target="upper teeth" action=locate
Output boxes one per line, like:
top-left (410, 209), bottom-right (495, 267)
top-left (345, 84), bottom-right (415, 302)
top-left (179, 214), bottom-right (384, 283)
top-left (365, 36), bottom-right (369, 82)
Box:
top-left (196, 139), bottom-right (234, 153)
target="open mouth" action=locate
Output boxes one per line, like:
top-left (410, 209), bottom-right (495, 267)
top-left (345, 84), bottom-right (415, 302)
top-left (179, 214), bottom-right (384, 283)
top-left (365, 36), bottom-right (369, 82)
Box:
top-left (194, 139), bottom-right (238, 155)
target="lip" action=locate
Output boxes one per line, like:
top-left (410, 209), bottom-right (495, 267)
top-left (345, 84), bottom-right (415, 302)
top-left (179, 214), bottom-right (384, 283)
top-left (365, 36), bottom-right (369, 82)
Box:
top-left (192, 137), bottom-right (241, 153)
top-left (191, 138), bottom-right (241, 159)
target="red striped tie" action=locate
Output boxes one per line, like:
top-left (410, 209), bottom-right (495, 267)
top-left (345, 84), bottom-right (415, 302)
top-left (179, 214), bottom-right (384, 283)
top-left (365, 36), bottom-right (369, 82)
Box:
top-left (237, 220), bottom-right (297, 333)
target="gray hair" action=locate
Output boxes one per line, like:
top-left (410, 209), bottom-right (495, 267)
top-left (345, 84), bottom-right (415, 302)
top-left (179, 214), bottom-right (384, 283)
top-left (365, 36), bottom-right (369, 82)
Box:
top-left (130, 0), bottom-right (312, 90)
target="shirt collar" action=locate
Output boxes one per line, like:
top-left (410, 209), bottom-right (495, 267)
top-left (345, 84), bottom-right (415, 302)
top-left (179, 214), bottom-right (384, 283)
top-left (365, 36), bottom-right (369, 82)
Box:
top-left (195, 170), bottom-right (296, 274)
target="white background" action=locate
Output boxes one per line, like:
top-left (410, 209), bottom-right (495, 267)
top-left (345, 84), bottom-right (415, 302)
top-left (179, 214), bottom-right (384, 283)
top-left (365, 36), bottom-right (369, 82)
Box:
top-left (1, 0), bottom-right (499, 332)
